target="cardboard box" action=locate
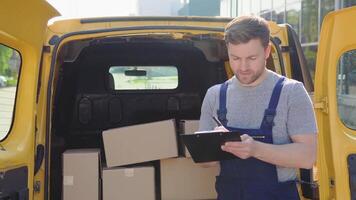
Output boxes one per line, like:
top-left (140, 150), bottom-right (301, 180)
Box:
top-left (62, 149), bottom-right (101, 200)
top-left (160, 157), bottom-right (219, 200)
top-left (102, 166), bottom-right (155, 200)
top-left (181, 120), bottom-right (200, 157)
top-left (102, 119), bottom-right (178, 167)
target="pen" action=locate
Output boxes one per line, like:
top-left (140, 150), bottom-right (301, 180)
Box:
top-left (251, 135), bottom-right (265, 139)
top-left (213, 116), bottom-right (265, 139)
top-left (212, 116), bottom-right (224, 127)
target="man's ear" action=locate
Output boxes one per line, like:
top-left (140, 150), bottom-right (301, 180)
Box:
top-left (264, 43), bottom-right (271, 60)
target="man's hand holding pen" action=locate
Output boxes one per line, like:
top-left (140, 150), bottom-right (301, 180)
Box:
top-left (212, 116), bottom-right (229, 132)
top-left (213, 125), bottom-right (229, 132)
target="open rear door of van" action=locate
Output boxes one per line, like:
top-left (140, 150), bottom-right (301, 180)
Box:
top-left (0, 1), bottom-right (58, 200)
top-left (314, 6), bottom-right (356, 200)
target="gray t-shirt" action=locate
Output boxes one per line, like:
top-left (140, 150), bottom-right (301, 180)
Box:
top-left (199, 70), bottom-right (317, 182)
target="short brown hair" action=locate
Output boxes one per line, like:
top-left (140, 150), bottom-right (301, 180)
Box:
top-left (224, 15), bottom-right (270, 48)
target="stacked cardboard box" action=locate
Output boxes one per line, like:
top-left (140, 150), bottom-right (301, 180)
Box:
top-left (62, 119), bottom-right (219, 200)
top-left (62, 149), bottom-right (101, 200)
top-left (102, 166), bottom-right (155, 200)
top-left (160, 157), bottom-right (218, 200)
top-left (101, 119), bottom-right (178, 200)
top-left (102, 119), bottom-right (178, 167)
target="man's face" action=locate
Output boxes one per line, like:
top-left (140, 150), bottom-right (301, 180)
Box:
top-left (227, 38), bottom-right (271, 85)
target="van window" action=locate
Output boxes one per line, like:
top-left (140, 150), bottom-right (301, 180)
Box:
top-left (109, 66), bottom-right (178, 90)
top-left (337, 49), bottom-right (356, 130)
top-left (0, 44), bottom-right (20, 140)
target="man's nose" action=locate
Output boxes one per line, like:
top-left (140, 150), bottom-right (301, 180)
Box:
top-left (240, 59), bottom-right (249, 70)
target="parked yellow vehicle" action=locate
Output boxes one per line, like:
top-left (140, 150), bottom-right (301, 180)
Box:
top-left (0, 1), bottom-right (355, 199)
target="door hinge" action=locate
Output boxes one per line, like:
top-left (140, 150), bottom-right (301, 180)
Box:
top-left (314, 97), bottom-right (328, 114)
top-left (330, 178), bottom-right (335, 188)
top-left (34, 181), bottom-right (41, 193)
top-left (43, 45), bottom-right (51, 53)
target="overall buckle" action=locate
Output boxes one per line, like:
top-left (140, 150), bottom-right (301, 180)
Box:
top-left (264, 109), bottom-right (276, 127)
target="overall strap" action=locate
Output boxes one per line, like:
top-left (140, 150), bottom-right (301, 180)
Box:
top-left (217, 81), bottom-right (229, 126)
top-left (261, 77), bottom-right (286, 130)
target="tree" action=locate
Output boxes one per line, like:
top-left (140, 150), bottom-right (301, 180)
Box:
top-left (0, 44), bottom-right (13, 76)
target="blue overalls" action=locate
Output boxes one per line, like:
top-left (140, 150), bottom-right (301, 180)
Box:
top-left (215, 77), bottom-right (300, 200)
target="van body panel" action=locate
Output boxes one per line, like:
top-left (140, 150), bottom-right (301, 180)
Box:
top-left (0, 1), bottom-right (58, 200)
top-left (315, 6), bottom-right (356, 200)
top-left (4, 2), bottom-right (354, 199)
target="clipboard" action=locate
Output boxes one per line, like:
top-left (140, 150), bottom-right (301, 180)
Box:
top-left (180, 131), bottom-right (241, 163)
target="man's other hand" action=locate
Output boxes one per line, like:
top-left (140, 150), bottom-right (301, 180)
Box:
top-left (221, 134), bottom-right (257, 159)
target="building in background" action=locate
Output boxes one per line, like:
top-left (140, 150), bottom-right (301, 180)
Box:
top-left (136, 0), bottom-right (183, 16)
top-left (220, 0), bottom-right (356, 83)
top-left (179, 0), bottom-right (220, 16)
top-left (47, 0), bottom-right (138, 17)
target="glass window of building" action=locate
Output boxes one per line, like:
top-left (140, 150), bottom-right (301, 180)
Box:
top-left (301, 0), bottom-right (318, 43)
top-left (320, 0), bottom-right (334, 28)
top-left (220, 0), bottom-right (231, 17)
top-left (302, 45), bottom-right (318, 81)
top-left (250, 0), bottom-right (261, 15)
top-left (231, 0), bottom-right (238, 17)
top-left (272, 0), bottom-right (286, 24)
top-left (286, 0), bottom-right (301, 37)
top-left (260, 0), bottom-right (272, 20)
top-left (337, 50), bottom-right (356, 130)
top-left (343, 0), bottom-right (356, 7)
top-left (241, 0), bottom-right (251, 15)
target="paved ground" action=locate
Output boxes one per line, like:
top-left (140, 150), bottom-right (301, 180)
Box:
top-left (0, 86), bottom-right (16, 140)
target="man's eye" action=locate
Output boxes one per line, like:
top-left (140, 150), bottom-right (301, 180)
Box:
top-left (249, 57), bottom-right (257, 60)
top-left (232, 57), bottom-right (240, 61)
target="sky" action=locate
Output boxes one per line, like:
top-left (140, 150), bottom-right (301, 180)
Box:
top-left (46, 0), bottom-right (137, 18)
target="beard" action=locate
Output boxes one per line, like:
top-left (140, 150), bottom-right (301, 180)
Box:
top-left (235, 67), bottom-right (266, 85)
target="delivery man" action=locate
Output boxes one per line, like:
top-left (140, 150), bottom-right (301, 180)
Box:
top-left (198, 15), bottom-right (317, 200)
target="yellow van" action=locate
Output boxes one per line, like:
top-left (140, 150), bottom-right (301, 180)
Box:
top-left (0, 1), bottom-right (355, 200)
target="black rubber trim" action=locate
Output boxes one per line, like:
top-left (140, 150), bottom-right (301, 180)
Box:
top-left (270, 36), bottom-right (286, 76)
top-left (49, 35), bottom-right (60, 46)
top-left (47, 25), bottom-right (224, 47)
top-left (34, 144), bottom-right (45, 175)
top-left (286, 24), bottom-right (314, 91)
top-left (80, 16), bottom-right (233, 24)
top-left (348, 154), bottom-right (356, 200)
top-left (300, 168), bottom-right (315, 199)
